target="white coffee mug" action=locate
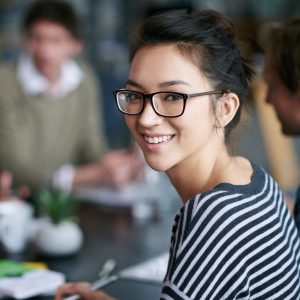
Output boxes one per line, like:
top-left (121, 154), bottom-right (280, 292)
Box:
top-left (0, 198), bottom-right (33, 253)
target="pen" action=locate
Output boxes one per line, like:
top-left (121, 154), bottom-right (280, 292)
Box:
top-left (63, 275), bottom-right (118, 300)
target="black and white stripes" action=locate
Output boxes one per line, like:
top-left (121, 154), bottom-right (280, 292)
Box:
top-left (161, 163), bottom-right (300, 299)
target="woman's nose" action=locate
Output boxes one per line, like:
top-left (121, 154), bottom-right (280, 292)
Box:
top-left (138, 101), bottom-right (162, 127)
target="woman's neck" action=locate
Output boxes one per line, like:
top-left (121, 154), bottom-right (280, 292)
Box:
top-left (166, 149), bottom-right (252, 203)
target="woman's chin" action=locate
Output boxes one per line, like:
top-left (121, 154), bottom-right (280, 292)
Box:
top-left (145, 159), bottom-right (170, 172)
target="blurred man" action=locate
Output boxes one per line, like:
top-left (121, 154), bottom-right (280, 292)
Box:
top-left (0, 0), bottom-right (141, 197)
top-left (262, 18), bottom-right (300, 228)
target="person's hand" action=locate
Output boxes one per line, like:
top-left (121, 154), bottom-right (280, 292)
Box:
top-left (0, 171), bottom-right (31, 200)
top-left (98, 149), bottom-right (144, 187)
top-left (55, 282), bottom-right (116, 300)
top-left (72, 149), bottom-right (144, 189)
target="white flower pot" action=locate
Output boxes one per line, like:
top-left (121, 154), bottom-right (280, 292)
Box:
top-left (35, 219), bottom-right (83, 256)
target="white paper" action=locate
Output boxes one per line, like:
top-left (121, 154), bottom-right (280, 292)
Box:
top-left (75, 181), bottom-right (147, 207)
top-left (119, 252), bottom-right (169, 284)
top-left (0, 270), bottom-right (65, 299)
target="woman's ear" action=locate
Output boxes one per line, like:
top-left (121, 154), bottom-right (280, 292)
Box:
top-left (215, 93), bottom-right (240, 128)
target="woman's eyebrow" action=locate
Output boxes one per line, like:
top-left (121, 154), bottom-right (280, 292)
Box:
top-left (159, 80), bottom-right (191, 87)
top-left (125, 79), bottom-right (143, 88)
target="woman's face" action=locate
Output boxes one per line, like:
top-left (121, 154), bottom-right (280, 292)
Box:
top-left (125, 44), bottom-right (220, 173)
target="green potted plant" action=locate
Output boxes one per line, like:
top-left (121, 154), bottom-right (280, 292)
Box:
top-left (34, 190), bottom-right (83, 256)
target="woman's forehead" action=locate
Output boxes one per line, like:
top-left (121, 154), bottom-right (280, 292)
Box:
top-left (129, 44), bottom-right (210, 88)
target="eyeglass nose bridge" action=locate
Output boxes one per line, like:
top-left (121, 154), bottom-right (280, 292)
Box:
top-left (140, 92), bottom-right (161, 116)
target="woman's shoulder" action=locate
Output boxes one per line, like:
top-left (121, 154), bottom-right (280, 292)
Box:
top-left (177, 162), bottom-right (286, 243)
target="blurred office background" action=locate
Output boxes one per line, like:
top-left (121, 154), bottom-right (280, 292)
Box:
top-left (0, 0), bottom-right (299, 193)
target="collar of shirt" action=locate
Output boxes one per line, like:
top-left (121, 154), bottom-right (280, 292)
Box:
top-left (16, 54), bottom-right (83, 100)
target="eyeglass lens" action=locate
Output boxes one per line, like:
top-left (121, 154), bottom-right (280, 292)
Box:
top-left (116, 91), bottom-right (185, 117)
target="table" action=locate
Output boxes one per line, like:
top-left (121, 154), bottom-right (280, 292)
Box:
top-left (0, 201), bottom-right (178, 300)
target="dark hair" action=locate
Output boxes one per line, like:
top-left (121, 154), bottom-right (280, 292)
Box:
top-left (130, 9), bottom-right (253, 141)
top-left (262, 18), bottom-right (300, 93)
top-left (23, 0), bottom-right (81, 40)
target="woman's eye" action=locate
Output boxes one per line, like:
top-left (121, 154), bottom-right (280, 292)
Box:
top-left (164, 93), bottom-right (183, 101)
top-left (127, 93), bottom-right (141, 101)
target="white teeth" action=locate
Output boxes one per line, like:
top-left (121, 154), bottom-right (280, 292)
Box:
top-left (144, 135), bottom-right (172, 144)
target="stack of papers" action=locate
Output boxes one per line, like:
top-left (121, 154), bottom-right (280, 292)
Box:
top-left (120, 252), bottom-right (169, 284)
top-left (0, 260), bottom-right (65, 299)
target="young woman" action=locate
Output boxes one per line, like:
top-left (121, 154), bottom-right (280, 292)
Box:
top-left (56, 10), bottom-right (300, 300)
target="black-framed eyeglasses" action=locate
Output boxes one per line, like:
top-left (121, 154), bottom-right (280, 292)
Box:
top-left (113, 89), bottom-right (224, 118)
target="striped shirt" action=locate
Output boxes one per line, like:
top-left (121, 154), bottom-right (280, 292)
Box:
top-left (294, 186), bottom-right (300, 231)
top-left (161, 162), bottom-right (300, 299)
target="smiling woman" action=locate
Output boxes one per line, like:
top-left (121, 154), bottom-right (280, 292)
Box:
top-left (56, 9), bottom-right (300, 300)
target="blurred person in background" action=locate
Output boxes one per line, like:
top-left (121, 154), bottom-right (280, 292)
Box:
top-left (56, 9), bottom-right (300, 299)
top-left (0, 0), bottom-right (142, 198)
top-left (262, 17), bottom-right (300, 230)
